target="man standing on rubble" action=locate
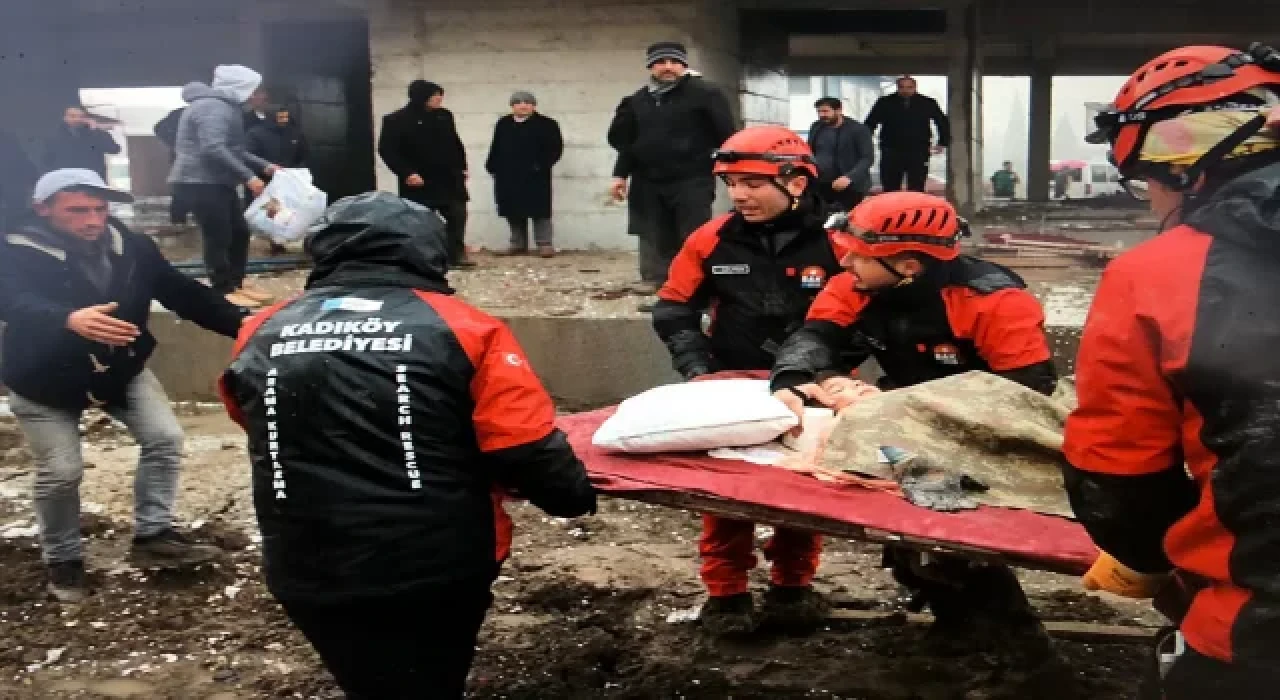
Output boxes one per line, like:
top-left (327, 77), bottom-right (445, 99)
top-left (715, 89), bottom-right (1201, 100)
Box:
top-left (864, 76), bottom-right (950, 193)
top-left (652, 126), bottom-right (847, 636)
top-left (219, 192), bottom-right (596, 698)
top-left (2, 169), bottom-right (245, 602)
top-left (169, 64), bottom-right (282, 308)
top-left (769, 191), bottom-right (1059, 662)
top-left (808, 97), bottom-right (874, 214)
top-left (608, 41), bottom-right (737, 303)
top-left (378, 80), bottom-right (474, 269)
top-left (1064, 43), bottom-right (1280, 697)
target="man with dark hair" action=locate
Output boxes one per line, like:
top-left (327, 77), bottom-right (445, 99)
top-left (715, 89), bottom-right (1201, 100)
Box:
top-left (1, 169), bottom-right (244, 603)
top-left (864, 77), bottom-right (950, 192)
top-left (246, 106), bottom-right (308, 169)
top-left (378, 80), bottom-right (474, 268)
top-left (771, 191), bottom-right (1058, 664)
top-left (608, 41), bottom-right (737, 298)
top-left (807, 97), bottom-right (874, 214)
top-left (44, 105), bottom-right (121, 179)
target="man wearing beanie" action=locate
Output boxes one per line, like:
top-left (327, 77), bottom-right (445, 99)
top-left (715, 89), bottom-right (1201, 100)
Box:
top-left (485, 90), bottom-right (563, 257)
top-left (608, 41), bottom-right (737, 306)
top-left (168, 65), bottom-right (282, 308)
top-left (378, 80), bottom-right (474, 268)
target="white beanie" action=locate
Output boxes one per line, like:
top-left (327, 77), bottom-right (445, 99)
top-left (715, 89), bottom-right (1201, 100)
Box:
top-left (212, 65), bottom-right (263, 104)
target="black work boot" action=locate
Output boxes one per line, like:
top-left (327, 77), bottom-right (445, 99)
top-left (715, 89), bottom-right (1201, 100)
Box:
top-left (759, 585), bottom-right (832, 635)
top-left (699, 592), bottom-right (757, 637)
top-left (130, 529), bottom-right (221, 568)
top-left (47, 560), bottom-right (88, 603)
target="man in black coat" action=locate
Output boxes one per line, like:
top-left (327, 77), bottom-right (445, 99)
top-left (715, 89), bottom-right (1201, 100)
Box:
top-left (807, 97), bottom-right (875, 214)
top-left (1, 169), bottom-right (245, 602)
top-left (378, 80), bottom-right (473, 268)
top-left (485, 91), bottom-right (563, 258)
top-left (864, 77), bottom-right (950, 193)
top-left (44, 105), bottom-right (121, 179)
top-left (247, 106), bottom-right (308, 168)
top-left (608, 41), bottom-right (737, 293)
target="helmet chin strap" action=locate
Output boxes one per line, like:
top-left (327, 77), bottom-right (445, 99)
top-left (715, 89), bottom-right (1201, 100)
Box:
top-left (771, 178), bottom-right (800, 211)
top-left (876, 257), bottom-right (911, 285)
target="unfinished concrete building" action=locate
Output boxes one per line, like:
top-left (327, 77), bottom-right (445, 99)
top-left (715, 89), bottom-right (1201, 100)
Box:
top-left (1, 0), bottom-right (1273, 250)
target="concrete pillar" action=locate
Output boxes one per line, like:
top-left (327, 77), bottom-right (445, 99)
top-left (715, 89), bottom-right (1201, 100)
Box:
top-left (368, 0), bottom-right (746, 252)
top-left (738, 12), bottom-right (790, 127)
top-left (1027, 43), bottom-right (1055, 202)
top-left (944, 1), bottom-right (983, 217)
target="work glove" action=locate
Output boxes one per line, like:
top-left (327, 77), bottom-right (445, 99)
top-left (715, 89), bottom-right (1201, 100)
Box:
top-left (1082, 550), bottom-right (1170, 599)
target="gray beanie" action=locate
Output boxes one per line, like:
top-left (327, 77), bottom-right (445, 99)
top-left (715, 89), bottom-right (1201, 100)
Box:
top-left (509, 90), bottom-right (537, 106)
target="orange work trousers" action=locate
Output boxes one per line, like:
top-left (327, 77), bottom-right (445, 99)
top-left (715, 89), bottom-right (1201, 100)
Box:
top-left (698, 514), bottom-right (823, 597)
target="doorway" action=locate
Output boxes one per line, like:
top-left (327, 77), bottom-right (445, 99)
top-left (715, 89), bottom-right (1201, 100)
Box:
top-left (262, 19), bottom-right (375, 200)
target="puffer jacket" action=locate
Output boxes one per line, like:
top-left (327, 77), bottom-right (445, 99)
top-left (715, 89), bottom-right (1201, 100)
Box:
top-left (168, 81), bottom-right (270, 186)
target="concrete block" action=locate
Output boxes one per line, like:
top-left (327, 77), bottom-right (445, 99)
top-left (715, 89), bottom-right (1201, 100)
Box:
top-left (501, 315), bottom-right (679, 409)
top-left (419, 25), bottom-right (685, 53)
top-left (417, 50), bottom-right (645, 86)
top-left (420, 5), bottom-right (692, 32)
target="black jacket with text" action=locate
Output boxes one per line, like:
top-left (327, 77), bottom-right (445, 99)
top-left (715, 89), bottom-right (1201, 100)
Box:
top-left (219, 194), bottom-right (595, 604)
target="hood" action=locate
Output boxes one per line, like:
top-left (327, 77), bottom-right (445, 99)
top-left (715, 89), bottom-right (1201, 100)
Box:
top-left (181, 80), bottom-right (241, 106)
top-left (1184, 160), bottom-right (1280, 256)
top-left (212, 65), bottom-right (262, 103)
top-left (304, 192), bottom-right (452, 293)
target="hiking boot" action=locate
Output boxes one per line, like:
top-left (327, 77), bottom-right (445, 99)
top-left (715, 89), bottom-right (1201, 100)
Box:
top-left (47, 560), bottom-right (88, 603)
top-left (537, 245), bottom-right (556, 259)
top-left (130, 529), bottom-right (221, 568)
top-left (699, 592), bottom-right (757, 637)
top-left (759, 585), bottom-right (831, 634)
top-left (224, 291), bottom-right (263, 309)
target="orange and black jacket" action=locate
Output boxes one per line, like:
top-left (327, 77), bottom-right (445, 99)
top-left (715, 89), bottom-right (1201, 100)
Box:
top-left (653, 196), bottom-right (846, 378)
top-left (770, 256), bottom-right (1057, 395)
top-left (1063, 162), bottom-right (1280, 665)
top-left (218, 195), bottom-right (595, 604)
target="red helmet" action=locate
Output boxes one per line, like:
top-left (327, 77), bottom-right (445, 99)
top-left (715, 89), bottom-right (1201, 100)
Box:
top-left (827, 192), bottom-right (969, 261)
top-left (712, 125), bottom-right (818, 179)
top-left (1088, 43), bottom-right (1280, 181)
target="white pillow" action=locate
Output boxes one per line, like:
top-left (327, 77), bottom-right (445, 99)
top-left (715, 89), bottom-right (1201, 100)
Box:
top-left (592, 379), bottom-right (799, 453)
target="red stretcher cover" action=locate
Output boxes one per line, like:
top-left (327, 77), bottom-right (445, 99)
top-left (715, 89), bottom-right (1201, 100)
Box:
top-left (557, 408), bottom-right (1098, 575)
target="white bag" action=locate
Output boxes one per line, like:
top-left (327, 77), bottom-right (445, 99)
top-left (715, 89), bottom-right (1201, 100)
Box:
top-left (245, 168), bottom-right (327, 244)
top-left (592, 379), bottom-right (799, 454)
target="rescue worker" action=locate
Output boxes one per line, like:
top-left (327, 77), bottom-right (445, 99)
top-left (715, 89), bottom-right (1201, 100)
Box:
top-left (1064, 42), bottom-right (1280, 698)
top-left (652, 125), bottom-right (847, 635)
top-left (218, 192), bottom-right (597, 699)
top-left (769, 191), bottom-right (1059, 660)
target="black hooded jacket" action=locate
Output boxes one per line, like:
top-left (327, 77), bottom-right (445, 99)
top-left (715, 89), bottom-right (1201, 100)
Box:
top-left (377, 81), bottom-right (469, 204)
top-left (219, 193), bottom-right (595, 603)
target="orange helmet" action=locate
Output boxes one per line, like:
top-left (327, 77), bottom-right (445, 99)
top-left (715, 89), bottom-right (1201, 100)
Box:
top-left (712, 125), bottom-right (818, 179)
top-left (826, 192), bottom-right (969, 261)
top-left (1088, 43), bottom-right (1280, 183)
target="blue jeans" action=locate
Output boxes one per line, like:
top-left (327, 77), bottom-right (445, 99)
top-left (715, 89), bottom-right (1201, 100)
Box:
top-left (10, 370), bottom-right (185, 563)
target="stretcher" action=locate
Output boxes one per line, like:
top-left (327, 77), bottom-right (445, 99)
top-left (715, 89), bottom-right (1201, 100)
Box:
top-left (557, 408), bottom-right (1098, 576)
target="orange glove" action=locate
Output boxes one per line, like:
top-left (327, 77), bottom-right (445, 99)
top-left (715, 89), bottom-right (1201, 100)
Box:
top-left (1082, 551), bottom-right (1169, 599)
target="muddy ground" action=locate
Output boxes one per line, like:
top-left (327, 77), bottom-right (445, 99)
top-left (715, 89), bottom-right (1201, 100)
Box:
top-left (0, 410), bottom-right (1160, 700)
